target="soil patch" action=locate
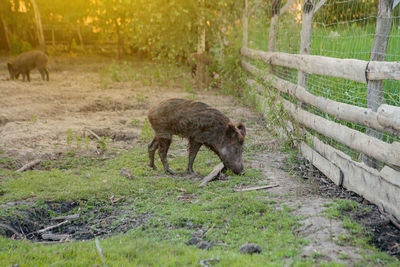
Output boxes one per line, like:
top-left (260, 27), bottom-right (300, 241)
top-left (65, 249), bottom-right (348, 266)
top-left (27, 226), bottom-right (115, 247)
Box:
top-left (290, 156), bottom-right (400, 258)
top-left (78, 99), bottom-right (148, 113)
top-left (0, 200), bottom-right (153, 243)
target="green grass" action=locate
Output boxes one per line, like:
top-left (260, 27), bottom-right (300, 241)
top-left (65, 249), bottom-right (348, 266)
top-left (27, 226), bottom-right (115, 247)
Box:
top-left (98, 60), bottom-right (192, 89)
top-left (0, 143), bottom-right (311, 266)
top-left (323, 199), bottom-right (398, 266)
top-left (1, 139), bottom-right (398, 265)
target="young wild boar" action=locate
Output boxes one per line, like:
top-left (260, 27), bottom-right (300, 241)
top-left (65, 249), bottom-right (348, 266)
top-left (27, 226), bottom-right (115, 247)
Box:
top-left (187, 52), bottom-right (211, 78)
top-left (148, 98), bottom-right (246, 175)
top-left (7, 50), bottom-right (49, 82)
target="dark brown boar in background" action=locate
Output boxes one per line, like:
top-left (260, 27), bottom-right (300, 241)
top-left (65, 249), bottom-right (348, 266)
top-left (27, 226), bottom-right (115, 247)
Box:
top-left (7, 50), bottom-right (49, 82)
top-left (187, 52), bottom-right (212, 78)
top-left (148, 98), bottom-right (246, 175)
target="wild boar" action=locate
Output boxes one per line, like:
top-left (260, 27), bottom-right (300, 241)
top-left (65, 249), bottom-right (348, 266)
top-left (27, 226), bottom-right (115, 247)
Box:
top-left (7, 50), bottom-right (49, 82)
top-left (148, 98), bottom-right (246, 175)
top-left (187, 52), bottom-right (212, 78)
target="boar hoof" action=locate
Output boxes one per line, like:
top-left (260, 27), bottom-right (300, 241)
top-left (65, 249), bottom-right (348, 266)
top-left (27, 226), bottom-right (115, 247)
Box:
top-left (149, 164), bottom-right (157, 170)
top-left (166, 168), bottom-right (176, 175)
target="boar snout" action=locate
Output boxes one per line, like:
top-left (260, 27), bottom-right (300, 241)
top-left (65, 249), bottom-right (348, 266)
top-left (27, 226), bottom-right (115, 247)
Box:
top-left (229, 162), bottom-right (244, 175)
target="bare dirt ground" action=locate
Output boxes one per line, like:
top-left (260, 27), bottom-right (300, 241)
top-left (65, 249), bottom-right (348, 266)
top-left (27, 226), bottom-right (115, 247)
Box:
top-left (0, 56), bottom-right (397, 264)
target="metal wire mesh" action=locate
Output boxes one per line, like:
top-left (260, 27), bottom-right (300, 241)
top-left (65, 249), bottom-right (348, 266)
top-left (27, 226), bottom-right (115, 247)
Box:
top-left (246, 0), bottom-right (400, 164)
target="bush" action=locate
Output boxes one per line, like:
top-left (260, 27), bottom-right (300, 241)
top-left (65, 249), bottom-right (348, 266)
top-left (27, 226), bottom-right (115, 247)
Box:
top-left (10, 35), bottom-right (33, 55)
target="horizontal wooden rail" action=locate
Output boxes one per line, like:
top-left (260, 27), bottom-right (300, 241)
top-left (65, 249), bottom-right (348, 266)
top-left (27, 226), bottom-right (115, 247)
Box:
top-left (242, 61), bottom-right (400, 137)
top-left (245, 83), bottom-right (400, 222)
top-left (310, 135), bottom-right (400, 223)
top-left (241, 47), bottom-right (400, 83)
top-left (283, 98), bottom-right (400, 167)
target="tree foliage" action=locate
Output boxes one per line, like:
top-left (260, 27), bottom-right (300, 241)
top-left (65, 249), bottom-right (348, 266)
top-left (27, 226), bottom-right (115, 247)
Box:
top-left (1, 0), bottom-right (242, 60)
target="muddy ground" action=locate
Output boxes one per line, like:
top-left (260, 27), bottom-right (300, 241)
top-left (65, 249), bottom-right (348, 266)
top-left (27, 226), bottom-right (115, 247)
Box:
top-left (0, 56), bottom-right (399, 263)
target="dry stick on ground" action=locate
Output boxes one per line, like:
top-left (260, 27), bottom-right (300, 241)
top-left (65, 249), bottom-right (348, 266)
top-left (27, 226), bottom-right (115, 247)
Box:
top-left (233, 184), bottom-right (280, 192)
top-left (16, 159), bottom-right (42, 172)
top-left (110, 196), bottom-right (126, 204)
top-left (199, 163), bottom-right (225, 187)
top-left (51, 208), bottom-right (81, 221)
top-left (41, 233), bottom-right (71, 241)
top-left (95, 238), bottom-right (107, 267)
top-left (85, 128), bottom-right (102, 141)
top-left (0, 223), bottom-right (20, 236)
top-left (31, 220), bottom-right (70, 235)
top-left (199, 258), bottom-right (219, 267)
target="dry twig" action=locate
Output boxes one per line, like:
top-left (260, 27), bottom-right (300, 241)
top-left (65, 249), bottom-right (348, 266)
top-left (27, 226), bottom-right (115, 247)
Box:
top-left (199, 163), bottom-right (224, 187)
top-left (52, 208), bottom-right (81, 221)
top-left (95, 238), bottom-right (107, 267)
top-left (233, 184), bottom-right (280, 192)
top-left (199, 258), bottom-right (219, 267)
top-left (33, 220), bottom-right (70, 235)
top-left (16, 159), bottom-right (42, 172)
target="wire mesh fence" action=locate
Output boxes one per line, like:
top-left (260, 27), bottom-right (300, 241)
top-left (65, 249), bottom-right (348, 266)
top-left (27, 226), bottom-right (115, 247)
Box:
top-left (246, 0), bottom-right (400, 166)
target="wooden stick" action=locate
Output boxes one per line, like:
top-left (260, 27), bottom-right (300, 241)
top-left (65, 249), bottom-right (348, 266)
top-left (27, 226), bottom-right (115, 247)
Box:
top-left (199, 163), bottom-right (224, 187)
top-left (95, 238), bottom-right (107, 267)
top-left (85, 128), bottom-right (101, 141)
top-left (42, 233), bottom-right (71, 241)
top-left (35, 220), bottom-right (70, 235)
top-left (233, 184), bottom-right (279, 192)
top-left (110, 196), bottom-right (125, 204)
top-left (313, 0), bottom-right (328, 14)
top-left (0, 223), bottom-right (20, 236)
top-left (16, 159), bottom-right (42, 172)
top-left (200, 258), bottom-right (219, 267)
top-left (52, 208), bottom-right (81, 221)
top-left (280, 0), bottom-right (297, 16)
top-left (248, 0), bottom-right (262, 16)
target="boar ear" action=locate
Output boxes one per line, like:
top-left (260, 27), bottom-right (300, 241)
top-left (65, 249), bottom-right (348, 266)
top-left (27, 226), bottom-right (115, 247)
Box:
top-left (237, 122), bottom-right (246, 137)
top-left (225, 122), bottom-right (238, 139)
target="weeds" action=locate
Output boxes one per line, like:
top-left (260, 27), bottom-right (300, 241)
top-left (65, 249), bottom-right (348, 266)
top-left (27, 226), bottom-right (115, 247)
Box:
top-left (140, 119), bottom-right (154, 143)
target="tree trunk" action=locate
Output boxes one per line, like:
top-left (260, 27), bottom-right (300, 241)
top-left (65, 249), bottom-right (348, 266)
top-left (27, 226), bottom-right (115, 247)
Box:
top-left (51, 27), bottom-right (56, 48)
top-left (76, 25), bottom-right (85, 53)
top-left (242, 0), bottom-right (248, 48)
top-left (0, 17), bottom-right (11, 50)
top-left (116, 24), bottom-right (121, 61)
top-left (196, 0), bottom-right (206, 88)
top-left (363, 0), bottom-right (394, 168)
top-left (30, 0), bottom-right (45, 50)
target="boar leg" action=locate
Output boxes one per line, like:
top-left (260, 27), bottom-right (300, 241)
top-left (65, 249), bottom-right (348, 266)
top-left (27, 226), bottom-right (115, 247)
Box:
top-left (158, 137), bottom-right (175, 175)
top-left (187, 138), bottom-right (202, 174)
top-left (45, 68), bottom-right (49, 81)
top-left (39, 69), bottom-right (46, 81)
top-left (26, 71), bottom-right (30, 82)
top-left (148, 137), bottom-right (159, 170)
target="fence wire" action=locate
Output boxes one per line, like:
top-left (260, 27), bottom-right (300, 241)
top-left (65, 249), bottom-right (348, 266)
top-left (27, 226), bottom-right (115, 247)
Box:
top-left (247, 0), bottom-right (400, 165)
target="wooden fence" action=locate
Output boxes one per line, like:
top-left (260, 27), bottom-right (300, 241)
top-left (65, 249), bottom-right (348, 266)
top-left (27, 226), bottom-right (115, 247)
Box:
top-left (241, 0), bottom-right (400, 226)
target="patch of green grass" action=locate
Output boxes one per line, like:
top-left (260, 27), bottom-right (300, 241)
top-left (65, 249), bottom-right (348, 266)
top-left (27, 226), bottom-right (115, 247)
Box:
top-left (98, 60), bottom-right (192, 89)
top-left (322, 199), bottom-right (398, 265)
top-left (0, 142), bottom-right (312, 266)
top-left (139, 119), bottom-right (154, 143)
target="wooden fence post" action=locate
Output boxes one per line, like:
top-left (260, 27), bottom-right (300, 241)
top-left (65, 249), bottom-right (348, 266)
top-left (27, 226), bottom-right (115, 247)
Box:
top-left (242, 0), bottom-right (248, 48)
top-left (363, 0), bottom-right (394, 168)
top-left (268, 0), bottom-right (281, 54)
top-left (297, 0), bottom-right (314, 87)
